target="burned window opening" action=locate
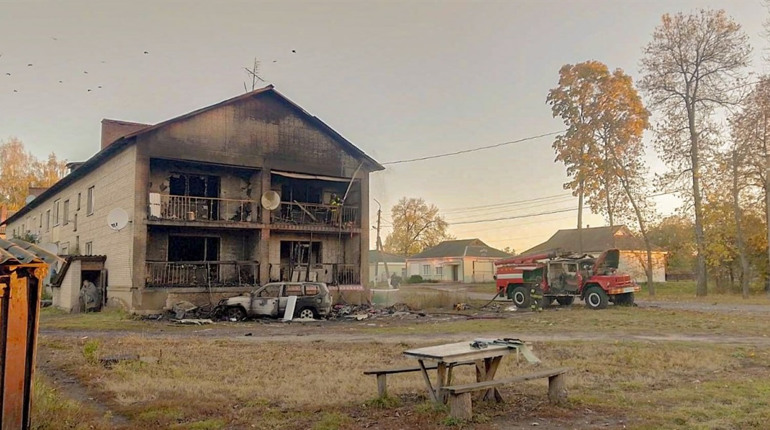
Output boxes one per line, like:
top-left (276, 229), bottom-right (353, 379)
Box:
top-left (168, 236), bottom-right (219, 262)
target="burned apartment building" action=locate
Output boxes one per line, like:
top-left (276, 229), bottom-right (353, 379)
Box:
top-left (2, 85), bottom-right (383, 313)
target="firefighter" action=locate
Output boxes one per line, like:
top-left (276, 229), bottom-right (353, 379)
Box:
top-left (530, 287), bottom-right (544, 312)
top-left (330, 194), bottom-right (342, 225)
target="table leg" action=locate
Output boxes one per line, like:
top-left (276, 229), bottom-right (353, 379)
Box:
top-left (485, 356), bottom-right (504, 401)
top-left (437, 362), bottom-right (447, 403)
top-left (418, 359), bottom-right (439, 403)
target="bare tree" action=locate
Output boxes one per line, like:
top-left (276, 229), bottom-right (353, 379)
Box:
top-left (640, 9), bottom-right (751, 296)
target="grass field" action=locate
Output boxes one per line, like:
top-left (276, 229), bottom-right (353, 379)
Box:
top-left (30, 286), bottom-right (770, 429)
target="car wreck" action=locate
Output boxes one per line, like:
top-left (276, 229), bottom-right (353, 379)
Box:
top-left (218, 282), bottom-right (332, 320)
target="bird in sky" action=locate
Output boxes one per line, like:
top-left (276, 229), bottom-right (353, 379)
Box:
top-left (291, 49), bottom-right (296, 53)
top-left (144, 51), bottom-right (149, 54)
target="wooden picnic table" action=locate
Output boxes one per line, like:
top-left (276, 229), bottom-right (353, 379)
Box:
top-left (403, 340), bottom-right (540, 404)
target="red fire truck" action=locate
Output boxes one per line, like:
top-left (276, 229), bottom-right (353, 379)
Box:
top-left (494, 249), bottom-right (639, 310)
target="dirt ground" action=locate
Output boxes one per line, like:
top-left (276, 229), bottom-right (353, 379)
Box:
top-left (34, 293), bottom-right (770, 430)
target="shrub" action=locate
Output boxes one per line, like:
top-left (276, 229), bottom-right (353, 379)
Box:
top-left (407, 275), bottom-right (424, 284)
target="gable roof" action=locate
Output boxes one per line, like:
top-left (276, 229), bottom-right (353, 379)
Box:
top-left (3, 85), bottom-right (383, 226)
top-left (409, 239), bottom-right (511, 259)
top-left (369, 250), bottom-right (407, 263)
top-left (521, 225), bottom-right (662, 256)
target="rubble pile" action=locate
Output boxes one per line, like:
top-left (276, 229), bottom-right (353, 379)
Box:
top-left (328, 302), bottom-right (425, 321)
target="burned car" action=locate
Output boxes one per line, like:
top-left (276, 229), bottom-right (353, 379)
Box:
top-left (219, 282), bottom-right (332, 320)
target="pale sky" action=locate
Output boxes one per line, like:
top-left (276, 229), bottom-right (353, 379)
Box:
top-left (1, 0), bottom-right (768, 253)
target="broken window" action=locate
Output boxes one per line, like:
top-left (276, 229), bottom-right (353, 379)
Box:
top-left (285, 284), bottom-right (303, 296)
top-left (258, 284), bottom-right (281, 298)
top-left (169, 173), bottom-right (220, 198)
top-left (168, 236), bottom-right (219, 262)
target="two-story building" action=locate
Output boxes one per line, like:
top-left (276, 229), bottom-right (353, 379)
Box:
top-left (3, 85), bottom-right (383, 312)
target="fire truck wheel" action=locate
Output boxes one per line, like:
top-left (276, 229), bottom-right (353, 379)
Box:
top-left (556, 296), bottom-right (575, 306)
top-left (585, 287), bottom-right (608, 310)
top-left (511, 286), bottom-right (531, 308)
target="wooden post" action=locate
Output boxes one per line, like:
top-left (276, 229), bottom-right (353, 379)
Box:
top-left (376, 374), bottom-right (387, 398)
top-left (548, 373), bottom-right (567, 405)
top-left (448, 393), bottom-right (472, 420)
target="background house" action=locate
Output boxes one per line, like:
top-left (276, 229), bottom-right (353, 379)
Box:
top-left (520, 225), bottom-right (666, 283)
top-left (3, 85), bottom-right (382, 313)
top-left (405, 239), bottom-right (510, 283)
top-left (368, 250), bottom-right (407, 285)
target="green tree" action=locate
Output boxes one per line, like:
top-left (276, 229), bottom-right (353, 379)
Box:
top-left (640, 9), bottom-right (752, 297)
top-left (383, 197), bottom-right (452, 256)
top-left (0, 137), bottom-right (67, 210)
top-left (648, 215), bottom-right (696, 275)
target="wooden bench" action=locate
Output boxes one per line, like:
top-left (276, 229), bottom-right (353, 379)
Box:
top-left (364, 362), bottom-right (474, 398)
top-left (442, 367), bottom-right (570, 420)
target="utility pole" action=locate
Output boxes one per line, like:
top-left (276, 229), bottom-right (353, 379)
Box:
top-left (373, 199), bottom-right (390, 288)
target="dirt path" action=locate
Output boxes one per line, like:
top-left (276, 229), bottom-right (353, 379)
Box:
top-left (36, 351), bottom-right (131, 428)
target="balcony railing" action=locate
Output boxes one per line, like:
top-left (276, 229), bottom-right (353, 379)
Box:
top-left (148, 194), bottom-right (260, 223)
top-left (272, 202), bottom-right (358, 228)
top-left (268, 263), bottom-right (360, 285)
top-left (145, 261), bottom-right (260, 288)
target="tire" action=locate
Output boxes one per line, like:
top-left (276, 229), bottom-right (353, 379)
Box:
top-left (297, 307), bottom-right (317, 319)
top-left (556, 296), bottom-right (575, 306)
top-left (511, 286), bottom-right (531, 308)
top-left (615, 292), bottom-right (635, 306)
top-left (584, 287), bottom-right (609, 310)
top-left (225, 306), bottom-right (247, 321)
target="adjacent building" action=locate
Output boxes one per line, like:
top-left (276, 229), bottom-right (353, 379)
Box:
top-left (520, 225), bottom-right (667, 283)
top-left (3, 85), bottom-right (383, 312)
top-left (405, 239), bottom-right (510, 283)
top-left (368, 250), bottom-right (407, 285)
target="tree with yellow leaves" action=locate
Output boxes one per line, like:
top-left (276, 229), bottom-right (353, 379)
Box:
top-left (0, 137), bottom-right (68, 210)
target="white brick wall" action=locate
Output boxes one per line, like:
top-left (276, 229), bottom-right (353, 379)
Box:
top-left (7, 145), bottom-right (137, 290)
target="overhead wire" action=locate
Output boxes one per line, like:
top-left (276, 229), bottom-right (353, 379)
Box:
top-left (380, 130), bottom-right (564, 165)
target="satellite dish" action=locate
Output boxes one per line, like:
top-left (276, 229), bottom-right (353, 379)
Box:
top-left (261, 191), bottom-right (281, 211)
top-left (25, 195), bottom-right (36, 205)
top-left (107, 208), bottom-right (129, 231)
top-left (42, 242), bottom-right (59, 255)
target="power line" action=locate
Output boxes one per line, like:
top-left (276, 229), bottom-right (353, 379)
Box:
top-left (381, 130), bottom-right (564, 165)
top-left (442, 193), bottom-right (572, 214)
top-left (448, 190), bottom-right (678, 226)
top-left (444, 196), bottom-right (576, 221)
top-left (451, 206), bottom-right (578, 225)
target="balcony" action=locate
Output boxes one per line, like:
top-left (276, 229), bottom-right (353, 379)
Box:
top-left (145, 261), bottom-right (260, 288)
top-left (271, 202), bottom-right (360, 232)
top-left (269, 263), bottom-right (360, 285)
top-left (148, 194), bottom-right (260, 226)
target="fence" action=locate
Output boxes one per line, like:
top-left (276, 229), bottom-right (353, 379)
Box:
top-left (145, 261), bottom-right (260, 288)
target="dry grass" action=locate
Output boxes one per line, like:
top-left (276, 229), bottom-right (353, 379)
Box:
top-left (398, 289), bottom-right (469, 310)
top-left (31, 375), bottom-right (112, 430)
top-left (36, 332), bottom-right (770, 429)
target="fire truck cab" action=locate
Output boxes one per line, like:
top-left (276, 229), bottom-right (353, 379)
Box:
top-left (494, 249), bottom-right (639, 310)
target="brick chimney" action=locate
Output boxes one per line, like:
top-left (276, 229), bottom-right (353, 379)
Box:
top-left (101, 119), bottom-right (151, 149)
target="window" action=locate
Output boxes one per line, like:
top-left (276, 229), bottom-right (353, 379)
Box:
top-left (257, 284), bottom-right (281, 298)
top-left (60, 242), bottom-right (69, 255)
top-left (73, 213), bottom-right (78, 232)
top-left (77, 192), bottom-right (81, 211)
top-left (45, 210), bottom-right (50, 231)
top-left (285, 284), bottom-right (303, 296)
top-left (85, 241), bottom-right (92, 255)
top-left (304, 284), bottom-right (319, 296)
top-left (63, 200), bottom-right (70, 225)
top-left (422, 265), bottom-right (431, 276)
top-left (87, 186), bottom-right (95, 215)
top-left (436, 266), bottom-right (443, 276)
top-left (39, 213), bottom-right (42, 228)
top-left (53, 199), bottom-right (60, 226)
